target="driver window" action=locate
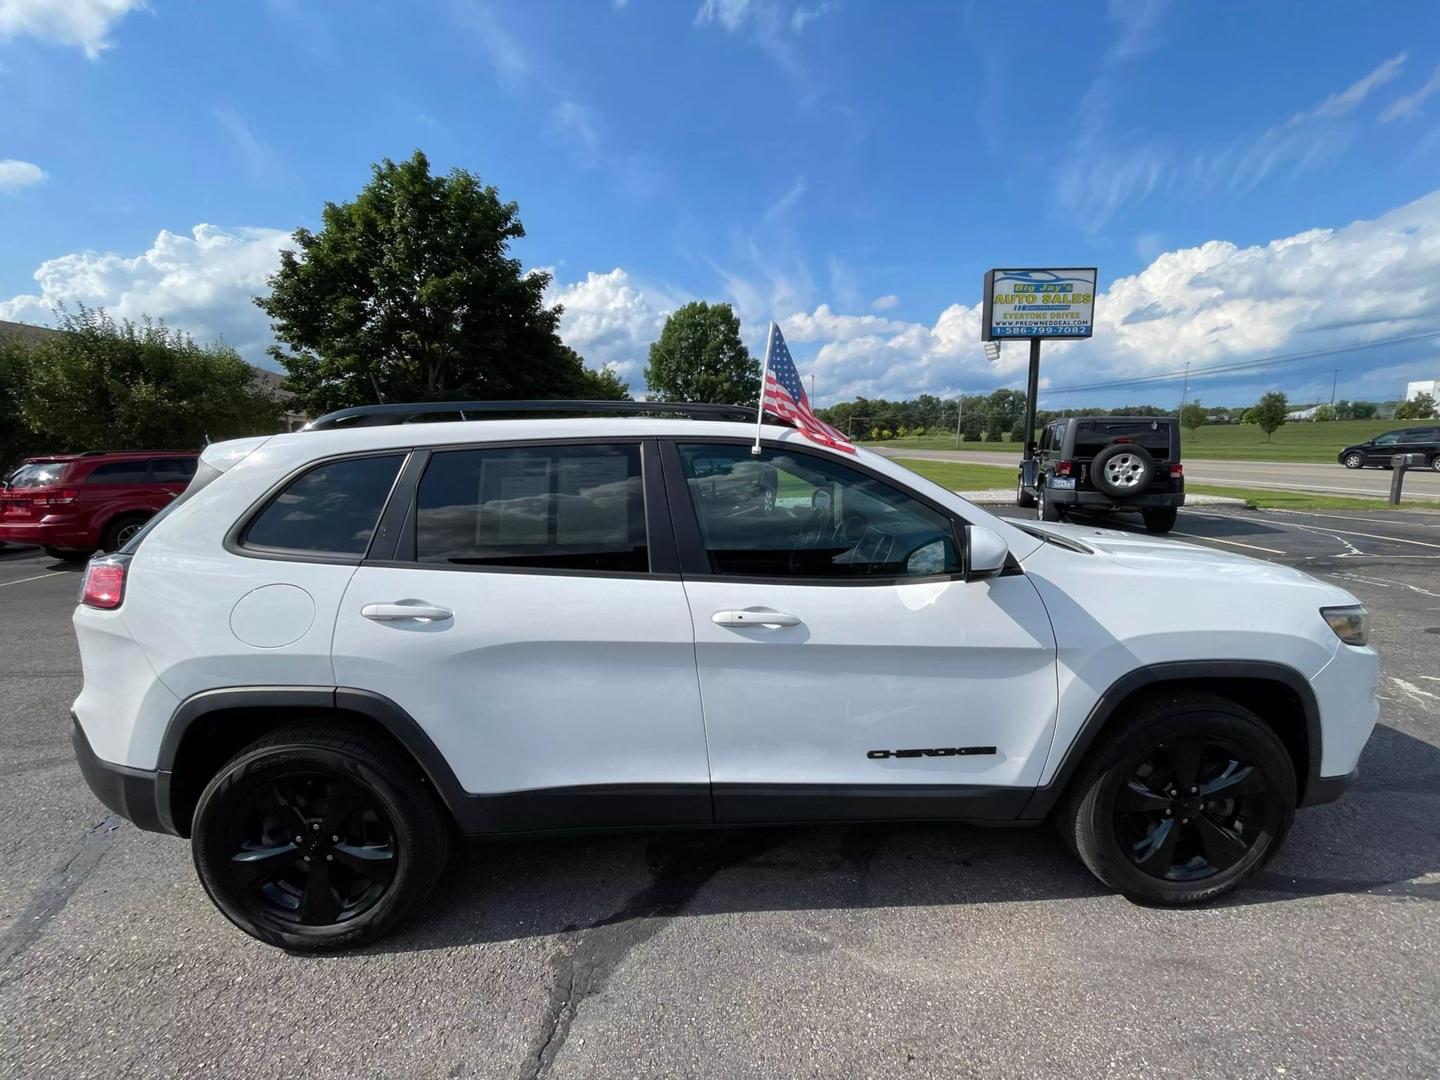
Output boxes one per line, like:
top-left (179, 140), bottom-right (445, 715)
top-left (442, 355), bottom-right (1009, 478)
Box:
top-left (677, 443), bottom-right (962, 579)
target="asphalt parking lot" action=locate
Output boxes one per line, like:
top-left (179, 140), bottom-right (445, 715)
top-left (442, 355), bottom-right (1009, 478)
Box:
top-left (1, 507), bottom-right (1437, 1079)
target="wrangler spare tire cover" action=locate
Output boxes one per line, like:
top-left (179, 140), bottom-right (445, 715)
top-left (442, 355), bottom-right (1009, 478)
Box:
top-left (1090, 443), bottom-right (1155, 498)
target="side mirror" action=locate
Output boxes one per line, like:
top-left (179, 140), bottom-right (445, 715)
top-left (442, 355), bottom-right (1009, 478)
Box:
top-left (963, 525), bottom-right (1010, 581)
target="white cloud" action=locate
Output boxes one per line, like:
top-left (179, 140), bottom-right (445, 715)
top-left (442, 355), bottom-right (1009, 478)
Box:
top-left (1294, 52), bottom-right (1406, 122)
top-left (0, 0), bottom-right (145, 58)
top-left (870, 294), bottom-right (899, 311)
top-left (0, 224), bottom-right (291, 360)
top-left (763, 174), bottom-right (806, 221)
top-left (742, 190), bottom-right (1440, 405)
top-left (0, 158), bottom-right (46, 193)
top-left (1380, 65), bottom-right (1440, 123)
top-left (546, 268), bottom-right (688, 390)
top-left (213, 107), bottom-right (279, 182)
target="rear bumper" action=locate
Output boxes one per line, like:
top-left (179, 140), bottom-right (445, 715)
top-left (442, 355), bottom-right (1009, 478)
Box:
top-left (0, 519), bottom-right (94, 548)
top-left (1047, 488), bottom-right (1184, 509)
top-left (71, 716), bottom-right (174, 834)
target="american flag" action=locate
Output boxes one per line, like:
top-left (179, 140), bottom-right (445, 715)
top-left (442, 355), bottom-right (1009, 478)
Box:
top-left (760, 323), bottom-right (855, 454)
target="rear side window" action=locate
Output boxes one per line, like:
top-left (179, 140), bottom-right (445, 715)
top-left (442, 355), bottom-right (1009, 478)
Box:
top-left (244, 455), bottom-right (403, 556)
top-left (415, 444), bottom-right (647, 572)
top-left (151, 458), bottom-right (198, 482)
top-left (1072, 420), bottom-right (1172, 459)
top-left (86, 461), bottom-right (150, 484)
top-left (6, 462), bottom-right (68, 489)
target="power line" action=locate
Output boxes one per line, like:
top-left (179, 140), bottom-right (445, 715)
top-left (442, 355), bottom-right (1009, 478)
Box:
top-left (1039, 330), bottom-right (1440, 396)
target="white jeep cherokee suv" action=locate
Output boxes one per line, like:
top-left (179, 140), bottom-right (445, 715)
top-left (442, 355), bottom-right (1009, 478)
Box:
top-left (70, 401), bottom-right (1378, 950)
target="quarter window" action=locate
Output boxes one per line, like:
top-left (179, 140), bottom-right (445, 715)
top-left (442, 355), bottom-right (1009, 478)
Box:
top-left (677, 443), bottom-right (961, 579)
top-left (151, 458), bottom-right (198, 483)
top-left (415, 444), bottom-right (647, 572)
top-left (244, 454), bottom-right (403, 555)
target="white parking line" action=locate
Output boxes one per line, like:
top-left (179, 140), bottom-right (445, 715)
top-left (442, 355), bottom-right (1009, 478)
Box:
top-left (1170, 531), bottom-right (1286, 555)
top-left (0, 572), bottom-right (65, 588)
top-left (1261, 519), bottom-right (1440, 550)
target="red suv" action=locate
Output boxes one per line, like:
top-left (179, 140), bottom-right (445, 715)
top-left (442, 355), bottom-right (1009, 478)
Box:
top-left (0, 451), bottom-right (198, 560)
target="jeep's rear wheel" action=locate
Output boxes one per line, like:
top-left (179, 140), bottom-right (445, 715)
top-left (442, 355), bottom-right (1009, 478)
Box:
top-left (191, 724), bottom-right (450, 951)
top-left (1142, 507), bottom-right (1177, 534)
top-left (1060, 692), bottom-right (1294, 906)
top-left (1038, 486), bottom-right (1062, 522)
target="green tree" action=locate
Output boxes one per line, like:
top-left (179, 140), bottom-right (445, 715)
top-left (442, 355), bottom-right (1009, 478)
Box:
top-left (1395, 392), bottom-right (1437, 420)
top-left (1251, 390), bottom-right (1289, 442)
top-left (643, 302), bottom-right (759, 404)
top-left (257, 151), bottom-right (602, 415)
top-left (13, 308), bottom-right (279, 452)
top-left (0, 339), bottom-right (41, 470)
top-left (1349, 400), bottom-right (1378, 419)
top-left (1312, 403), bottom-right (1336, 422)
top-left (1180, 399), bottom-right (1207, 435)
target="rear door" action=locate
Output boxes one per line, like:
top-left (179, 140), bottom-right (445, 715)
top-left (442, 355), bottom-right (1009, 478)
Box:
top-left (665, 439), bottom-right (1057, 824)
top-left (331, 439), bottom-right (711, 830)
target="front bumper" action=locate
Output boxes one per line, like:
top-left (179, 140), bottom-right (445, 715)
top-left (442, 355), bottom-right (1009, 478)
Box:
top-left (1300, 766), bottom-right (1359, 807)
top-left (71, 716), bottom-right (174, 834)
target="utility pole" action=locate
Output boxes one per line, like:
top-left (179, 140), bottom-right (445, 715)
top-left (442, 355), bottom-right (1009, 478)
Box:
top-left (1330, 369), bottom-right (1339, 405)
top-left (955, 395), bottom-right (964, 447)
top-left (1177, 361), bottom-right (1191, 413)
top-left (809, 373), bottom-right (816, 401)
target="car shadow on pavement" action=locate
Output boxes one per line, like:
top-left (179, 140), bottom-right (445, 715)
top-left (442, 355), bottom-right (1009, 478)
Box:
top-left (370, 721), bottom-right (1439, 955)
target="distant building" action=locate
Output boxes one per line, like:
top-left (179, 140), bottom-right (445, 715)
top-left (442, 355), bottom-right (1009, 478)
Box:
top-left (1286, 404), bottom-right (1323, 421)
top-left (1406, 379), bottom-right (1439, 402)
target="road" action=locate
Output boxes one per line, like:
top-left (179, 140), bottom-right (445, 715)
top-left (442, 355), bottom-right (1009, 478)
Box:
top-left (872, 446), bottom-right (1440, 501)
top-left (1, 514), bottom-right (1438, 1078)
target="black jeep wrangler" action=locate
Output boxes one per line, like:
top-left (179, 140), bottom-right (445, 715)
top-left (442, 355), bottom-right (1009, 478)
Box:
top-left (1016, 415), bottom-right (1184, 533)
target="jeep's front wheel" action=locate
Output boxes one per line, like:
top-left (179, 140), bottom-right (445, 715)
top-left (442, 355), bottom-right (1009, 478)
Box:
top-left (191, 724), bottom-right (451, 951)
top-left (1059, 693), bottom-right (1295, 906)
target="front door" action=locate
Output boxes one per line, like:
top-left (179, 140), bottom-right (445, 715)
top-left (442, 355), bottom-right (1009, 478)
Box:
top-left (664, 440), bottom-right (1058, 824)
top-left (332, 439), bottom-right (711, 830)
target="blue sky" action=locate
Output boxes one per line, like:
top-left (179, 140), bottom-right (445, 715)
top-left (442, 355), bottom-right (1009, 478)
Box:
top-left (2, 0), bottom-right (1439, 410)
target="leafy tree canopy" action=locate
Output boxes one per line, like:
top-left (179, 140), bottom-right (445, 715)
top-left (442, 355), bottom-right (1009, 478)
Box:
top-left (1180, 400), bottom-right (1207, 432)
top-left (1251, 390), bottom-right (1289, 440)
top-left (1395, 391), bottom-right (1436, 420)
top-left (643, 301), bottom-right (758, 404)
top-left (257, 151), bottom-right (624, 415)
top-left (6, 307), bottom-right (278, 457)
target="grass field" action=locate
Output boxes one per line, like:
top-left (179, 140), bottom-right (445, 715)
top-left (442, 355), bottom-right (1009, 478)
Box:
top-left (889, 457), bottom-right (1415, 512)
top-left (865, 418), bottom-right (1405, 463)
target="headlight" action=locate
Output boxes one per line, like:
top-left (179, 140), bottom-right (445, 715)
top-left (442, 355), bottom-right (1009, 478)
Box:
top-left (1321, 605), bottom-right (1369, 646)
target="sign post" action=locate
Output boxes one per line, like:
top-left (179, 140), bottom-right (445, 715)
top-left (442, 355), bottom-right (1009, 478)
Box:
top-left (981, 268), bottom-right (1097, 486)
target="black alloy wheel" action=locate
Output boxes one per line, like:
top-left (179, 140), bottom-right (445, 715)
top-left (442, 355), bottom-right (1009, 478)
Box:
top-left (1059, 692), bottom-right (1294, 906)
top-left (1116, 734), bottom-right (1268, 882)
top-left (192, 724), bottom-right (450, 951)
top-left (223, 772), bottom-right (398, 928)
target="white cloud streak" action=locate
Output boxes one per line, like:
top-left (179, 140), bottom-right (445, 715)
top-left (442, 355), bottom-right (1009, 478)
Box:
top-left (0, 158), bottom-right (47, 193)
top-left (1380, 65), bottom-right (1440, 123)
top-left (0, 0), bottom-right (145, 58)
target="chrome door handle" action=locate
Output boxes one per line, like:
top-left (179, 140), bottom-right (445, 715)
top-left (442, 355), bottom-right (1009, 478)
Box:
top-left (711, 609), bottom-right (802, 629)
top-left (360, 602), bottom-right (453, 622)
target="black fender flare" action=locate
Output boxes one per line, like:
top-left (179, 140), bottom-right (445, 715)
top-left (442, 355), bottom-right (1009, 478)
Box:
top-left (1019, 660), bottom-right (1324, 819)
top-left (159, 686), bottom-right (495, 834)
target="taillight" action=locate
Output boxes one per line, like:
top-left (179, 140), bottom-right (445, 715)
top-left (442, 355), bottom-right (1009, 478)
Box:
top-left (35, 487), bottom-right (78, 507)
top-left (80, 556), bottom-right (129, 609)
top-left (1056, 460), bottom-right (1074, 477)
top-left (1169, 463), bottom-right (1184, 477)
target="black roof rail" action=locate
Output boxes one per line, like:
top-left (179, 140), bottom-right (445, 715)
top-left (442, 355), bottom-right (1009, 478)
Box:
top-left (303, 399), bottom-right (770, 431)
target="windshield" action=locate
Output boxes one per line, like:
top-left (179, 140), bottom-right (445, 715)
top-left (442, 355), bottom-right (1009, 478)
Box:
top-left (5, 462), bottom-right (69, 489)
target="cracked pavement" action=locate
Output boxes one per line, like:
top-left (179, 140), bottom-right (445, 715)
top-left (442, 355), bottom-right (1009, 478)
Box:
top-left (1, 506), bottom-right (1437, 1078)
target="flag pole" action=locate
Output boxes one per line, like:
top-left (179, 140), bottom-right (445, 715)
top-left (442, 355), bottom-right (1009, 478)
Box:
top-left (752, 321), bottom-right (775, 457)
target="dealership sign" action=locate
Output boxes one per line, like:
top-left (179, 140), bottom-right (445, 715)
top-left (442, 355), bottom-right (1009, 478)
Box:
top-left (982, 267), bottom-right (1097, 340)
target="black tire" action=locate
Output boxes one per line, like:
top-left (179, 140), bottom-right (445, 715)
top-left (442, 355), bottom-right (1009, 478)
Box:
top-left (44, 545), bottom-right (92, 562)
top-left (1038, 486), bottom-right (1062, 522)
top-left (1016, 474), bottom-right (1037, 508)
top-left (1341, 452), bottom-right (1365, 470)
top-left (101, 512), bottom-right (151, 553)
top-left (1142, 507), bottom-right (1178, 534)
top-left (1058, 692), bottom-right (1295, 906)
top-left (1090, 443), bottom-right (1155, 498)
top-left (191, 723), bottom-right (451, 952)
top-left (1431, 454), bottom-right (1440, 473)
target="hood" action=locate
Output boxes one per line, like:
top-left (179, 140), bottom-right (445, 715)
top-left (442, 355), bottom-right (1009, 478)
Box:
top-left (1018, 519), bottom-right (1329, 588)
